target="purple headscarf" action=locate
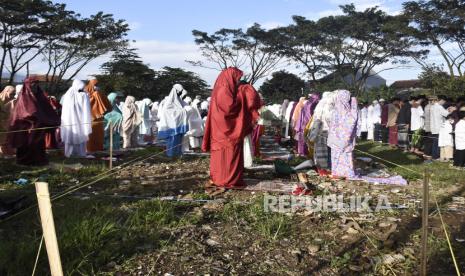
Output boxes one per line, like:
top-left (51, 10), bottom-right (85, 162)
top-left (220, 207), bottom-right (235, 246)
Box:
top-left (295, 94), bottom-right (320, 134)
top-left (295, 94), bottom-right (320, 155)
top-left (327, 90), bottom-right (358, 152)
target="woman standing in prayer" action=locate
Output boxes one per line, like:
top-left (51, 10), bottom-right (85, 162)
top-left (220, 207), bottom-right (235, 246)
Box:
top-left (240, 83), bottom-right (262, 168)
top-left (327, 90), bottom-right (359, 178)
top-left (295, 94), bottom-right (319, 156)
top-left (291, 97), bottom-right (306, 133)
top-left (85, 78), bottom-right (112, 152)
top-left (104, 92), bottom-right (124, 150)
top-left (0, 85), bottom-right (16, 155)
top-left (136, 98), bottom-right (152, 144)
top-left (60, 80), bottom-right (92, 158)
top-left (308, 91), bottom-right (335, 175)
top-left (283, 101), bottom-right (295, 138)
top-left (122, 96), bottom-right (142, 148)
top-left (158, 84), bottom-right (189, 157)
top-left (183, 98), bottom-right (204, 152)
top-left (7, 77), bottom-right (60, 165)
top-left (202, 67), bottom-right (249, 190)
top-left (44, 92), bottom-right (62, 149)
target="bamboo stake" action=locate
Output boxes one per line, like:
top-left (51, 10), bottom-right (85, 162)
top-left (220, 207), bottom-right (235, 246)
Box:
top-left (35, 182), bottom-right (63, 276)
top-left (109, 122), bottom-right (113, 170)
top-left (420, 169), bottom-right (430, 276)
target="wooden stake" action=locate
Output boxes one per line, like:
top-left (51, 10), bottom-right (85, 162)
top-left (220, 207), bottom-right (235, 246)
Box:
top-left (420, 169), bottom-right (430, 276)
top-left (35, 182), bottom-right (64, 276)
top-left (109, 122), bottom-right (113, 170)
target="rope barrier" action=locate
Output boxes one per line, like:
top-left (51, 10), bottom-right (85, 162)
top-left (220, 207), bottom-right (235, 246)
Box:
top-left (305, 131), bottom-right (462, 272)
top-left (1, 117), bottom-right (462, 273)
top-left (435, 198), bottom-right (462, 276)
top-left (0, 121), bottom-right (102, 135)
top-left (0, 139), bottom-right (188, 224)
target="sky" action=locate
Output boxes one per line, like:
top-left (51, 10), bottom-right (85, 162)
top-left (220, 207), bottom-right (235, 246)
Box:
top-left (29, 0), bottom-right (427, 86)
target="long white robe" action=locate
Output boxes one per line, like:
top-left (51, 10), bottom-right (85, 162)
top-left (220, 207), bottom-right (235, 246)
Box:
top-left (367, 104), bottom-right (376, 140)
top-left (284, 101), bottom-right (295, 138)
top-left (182, 105), bottom-right (204, 151)
top-left (358, 107), bottom-right (368, 136)
top-left (243, 135), bottom-right (254, 168)
top-left (60, 80), bottom-right (92, 157)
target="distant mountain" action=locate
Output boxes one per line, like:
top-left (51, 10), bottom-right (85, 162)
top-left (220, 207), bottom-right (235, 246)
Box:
top-left (1, 72), bottom-right (27, 83)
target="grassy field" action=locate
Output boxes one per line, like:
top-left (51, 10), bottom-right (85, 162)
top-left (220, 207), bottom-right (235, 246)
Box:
top-left (0, 142), bottom-right (464, 275)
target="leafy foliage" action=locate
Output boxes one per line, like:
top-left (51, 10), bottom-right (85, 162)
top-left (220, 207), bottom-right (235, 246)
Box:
top-left (98, 49), bottom-right (210, 100)
top-left (259, 70), bottom-right (305, 103)
top-left (153, 67), bottom-right (210, 100)
top-left (189, 24), bottom-right (282, 84)
top-left (97, 48), bottom-right (156, 99)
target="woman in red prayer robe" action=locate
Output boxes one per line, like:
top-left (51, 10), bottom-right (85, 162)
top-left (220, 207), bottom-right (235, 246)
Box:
top-left (203, 67), bottom-right (258, 191)
top-left (7, 77), bottom-right (60, 166)
top-left (43, 92), bottom-right (62, 149)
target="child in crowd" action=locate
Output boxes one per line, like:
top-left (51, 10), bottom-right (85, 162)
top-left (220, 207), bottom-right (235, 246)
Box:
top-left (438, 114), bottom-right (454, 162)
top-left (453, 111), bottom-right (465, 168)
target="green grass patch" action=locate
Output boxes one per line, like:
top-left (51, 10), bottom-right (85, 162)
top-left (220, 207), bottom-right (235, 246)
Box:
top-left (0, 198), bottom-right (200, 275)
top-left (220, 196), bottom-right (293, 240)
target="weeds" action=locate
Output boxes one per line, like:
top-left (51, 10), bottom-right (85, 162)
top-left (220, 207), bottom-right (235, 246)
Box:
top-left (220, 196), bottom-right (293, 240)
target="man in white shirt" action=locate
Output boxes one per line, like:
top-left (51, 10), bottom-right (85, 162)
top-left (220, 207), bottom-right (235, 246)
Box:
top-left (410, 98), bottom-right (424, 154)
top-left (430, 95), bottom-right (456, 159)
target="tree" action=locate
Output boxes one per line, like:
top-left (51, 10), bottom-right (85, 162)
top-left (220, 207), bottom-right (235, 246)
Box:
top-left (153, 67), bottom-right (210, 100)
top-left (418, 66), bottom-right (465, 98)
top-left (97, 48), bottom-right (156, 99)
top-left (0, 0), bottom-right (63, 83)
top-left (402, 0), bottom-right (465, 77)
top-left (189, 24), bottom-right (282, 84)
top-left (266, 16), bottom-right (326, 81)
top-left (259, 70), bottom-right (305, 103)
top-left (42, 11), bottom-right (129, 93)
top-left (316, 4), bottom-right (422, 95)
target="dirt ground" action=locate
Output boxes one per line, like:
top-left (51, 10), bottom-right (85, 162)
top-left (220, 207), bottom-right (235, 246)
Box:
top-left (1, 139), bottom-right (465, 275)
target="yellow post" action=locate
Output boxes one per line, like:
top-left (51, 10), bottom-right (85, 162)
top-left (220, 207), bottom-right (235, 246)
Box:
top-left (35, 182), bottom-right (64, 276)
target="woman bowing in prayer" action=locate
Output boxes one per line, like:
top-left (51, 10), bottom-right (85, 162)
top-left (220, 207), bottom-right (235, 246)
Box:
top-left (0, 85), bottom-right (16, 155)
top-left (202, 67), bottom-right (252, 193)
top-left (122, 96), bottom-right (142, 148)
top-left (104, 92), bottom-right (124, 150)
top-left (7, 77), bottom-right (60, 166)
top-left (327, 90), bottom-right (359, 179)
top-left (60, 80), bottom-right (92, 158)
top-left (85, 77), bottom-right (112, 153)
top-left (158, 84), bottom-right (189, 157)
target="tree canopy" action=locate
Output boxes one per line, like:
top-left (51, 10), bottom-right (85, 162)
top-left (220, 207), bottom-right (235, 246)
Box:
top-left (0, 0), bottom-right (128, 93)
top-left (259, 70), bottom-right (305, 103)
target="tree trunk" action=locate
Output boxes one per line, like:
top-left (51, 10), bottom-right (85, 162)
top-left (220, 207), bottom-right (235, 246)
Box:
top-left (0, 50), bottom-right (6, 84)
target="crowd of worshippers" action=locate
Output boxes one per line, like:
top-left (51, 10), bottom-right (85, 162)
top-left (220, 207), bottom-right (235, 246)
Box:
top-left (358, 95), bottom-right (465, 168)
top-left (0, 77), bottom-right (211, 166)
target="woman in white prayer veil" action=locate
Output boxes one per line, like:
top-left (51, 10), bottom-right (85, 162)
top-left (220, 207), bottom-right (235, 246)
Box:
top-left (182, 97), bottom-right (204, 152)
top-left (60, 79), bottom-right (92, 157)
top-left (158, 84), bottom-right (188, 157)
top-left (122, 96), bottom-right (142, 148)
top-left (151, 101), bottom-right (159, 137)
top-left (136, 98), bottom-right (153, 144)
